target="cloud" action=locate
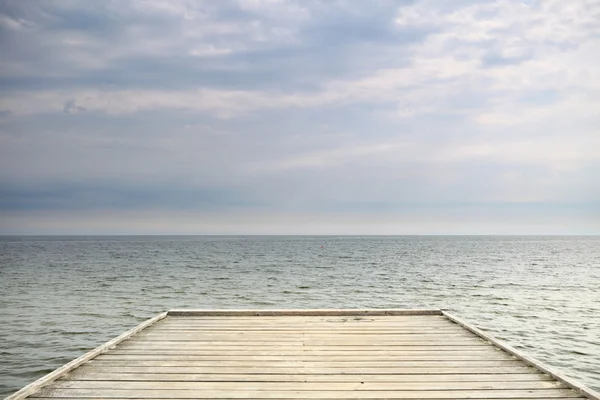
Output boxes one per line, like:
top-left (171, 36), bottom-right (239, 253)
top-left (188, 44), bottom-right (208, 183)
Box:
top-left (248, 142), bottom-right (405, 172)
top-left (0, 11), bottom-right (33, 30)
top-left (0, 181), bottom-right (255, 212)
top-left (3, 0), bottom-right (599, 124)
top-left (62, 99), bottom-right (86, 114)
top-left (189, 45), bottom-right (233, 57)
top-left (0, 0), bottom-right (599, 233)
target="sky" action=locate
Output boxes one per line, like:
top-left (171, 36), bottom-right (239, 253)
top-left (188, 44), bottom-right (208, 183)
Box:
top-left (0, 0), bottom-right (599, 235)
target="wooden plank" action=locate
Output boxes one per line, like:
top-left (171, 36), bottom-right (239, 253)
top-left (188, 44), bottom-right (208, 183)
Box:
top-left (66, 365), bottom-right (538, 374)
top-left (48, 380), bottom-right (566, 391)
top-left (144, 325), bottom-right (467, 335)
top-left (442, 311), bottom-right (600, 400)
top-left (60, 371), bottom-right (554, 382)
top-left (128, 335), bottom-right (478, 342)
top-left (4, 312), bottom-right (168, 400)
top-left (86, 360), bottom-right (526, 368)
top-left (165, 315), bottom-right (447, 318)
top-left (123, 337), bottom-right (488, 348)
top-left (30, 398), bottom-right (585, 400)
top-left (105, 355), bottom-right (516, 361)
top-left (158, 321), bottom-right (453, 326)
top-left (116, 342), bottom-right (496, 352)
top-left (104, 349), bottom-right (498, 355)
top-left (30, 388), bottom-right (583, 398)
top-left (154, 324), bottom-right (457, 329)
top-left (162, 316), bottom-right (444, 322)
top-left (112, 344), bottom-right (490, 351)
top-left (155, 324), bottom-right (457, 329)
top-left (158, 318), bottom-right (451, 323)
top-left (157, 321), bottom-right (453, 326)
top-left (96, 353), bottom-right (515, 361)
top-left (167, 321), bottom-right (456, 324)
top-left (145, 328), bottom-right (467, 333)
top-left (159, 317), bottom-right (449, 320)
top-left (166, 309), bottom-right (443, 316)
top-left (136, 330), bottom-right (476, 340)
top-left (135, 333), bottom-right (476, 339)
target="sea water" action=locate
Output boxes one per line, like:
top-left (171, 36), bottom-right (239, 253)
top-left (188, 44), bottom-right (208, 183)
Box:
top-left (1, 235), bottom-right (599, 396)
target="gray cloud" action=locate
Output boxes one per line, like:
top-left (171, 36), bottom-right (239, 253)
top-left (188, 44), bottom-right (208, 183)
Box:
top-left (0, 181), bottom-right (256, 212)
top-left (0, 0), bottom-right (431, 95)
top-left (63, 99), bottom-right (86, 113)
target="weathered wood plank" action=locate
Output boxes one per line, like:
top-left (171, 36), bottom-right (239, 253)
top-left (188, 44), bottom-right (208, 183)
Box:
top-left (113, 344), bottom-right (491, 351)
top-left (88, 359), bottom-right (525, 368)
top-left (158, 321), bottom-right (452, 326)
top-left (154, 324), bottom-right (458, 329)
top-left (105, 348), bottom-right (498, 355)
top-left (155, 324), bottom-right (457, 330)
top-left (60, 372), bottom-right (554, 382)
top-left (157, 319), bottom-right (452, 324)
top-left (135, 333), bottom-right (475, 339)
top-left (30, 398), bottom-right (585, 400)
top-left (96, 353), bottom-right (515, 361)
top-left (133, 335), bottom-right (477, 342)
top-left (162, 314), bottom-right (447, 319)
top-left (162, 321), bottom-right (449, 326)
top-left (145, 329), bottom-right (467, 333)
top-left (67, 365), bottom-right (538, 374)
top-left (48, 380), bottom-right (566, 391)
top-left (30, 388), bottom-right (583, 398)
top-left (139, 329), bottom-right (470, 335)
top-left (167, 309), bottom-right (444, 316)
top-left (157, 321), bottom-right (453, 326)
top-left (123, 337), bottom-right (482, 347)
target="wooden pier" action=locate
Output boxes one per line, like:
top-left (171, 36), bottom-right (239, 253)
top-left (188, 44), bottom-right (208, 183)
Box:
top-left (7, 309), bottom-right (600, 399)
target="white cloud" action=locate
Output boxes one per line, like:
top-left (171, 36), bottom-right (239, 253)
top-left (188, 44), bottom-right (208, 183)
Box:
top-left (396, 0), bottom-right (600, 46)
top-left (248, 142), bottom-right (405, 172)
top-left (189, 45), bottom-right (233, 57)
top-left (0, 14), bottom-right (31, 30)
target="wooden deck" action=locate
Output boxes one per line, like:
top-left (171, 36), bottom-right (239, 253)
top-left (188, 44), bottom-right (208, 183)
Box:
top-left (7, 309), bottom-right (600, 400)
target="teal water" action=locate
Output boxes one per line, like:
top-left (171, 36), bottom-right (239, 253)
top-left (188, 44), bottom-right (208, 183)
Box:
top-left (1, 235), bottom-right (599, 396)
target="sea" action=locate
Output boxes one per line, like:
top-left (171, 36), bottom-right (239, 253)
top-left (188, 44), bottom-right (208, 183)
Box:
top-left (0, 235), bottom-right (599, 397)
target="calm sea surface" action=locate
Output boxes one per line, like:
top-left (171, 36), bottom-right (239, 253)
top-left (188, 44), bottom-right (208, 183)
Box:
top-left (1, 235), bottom-right (599, 397)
